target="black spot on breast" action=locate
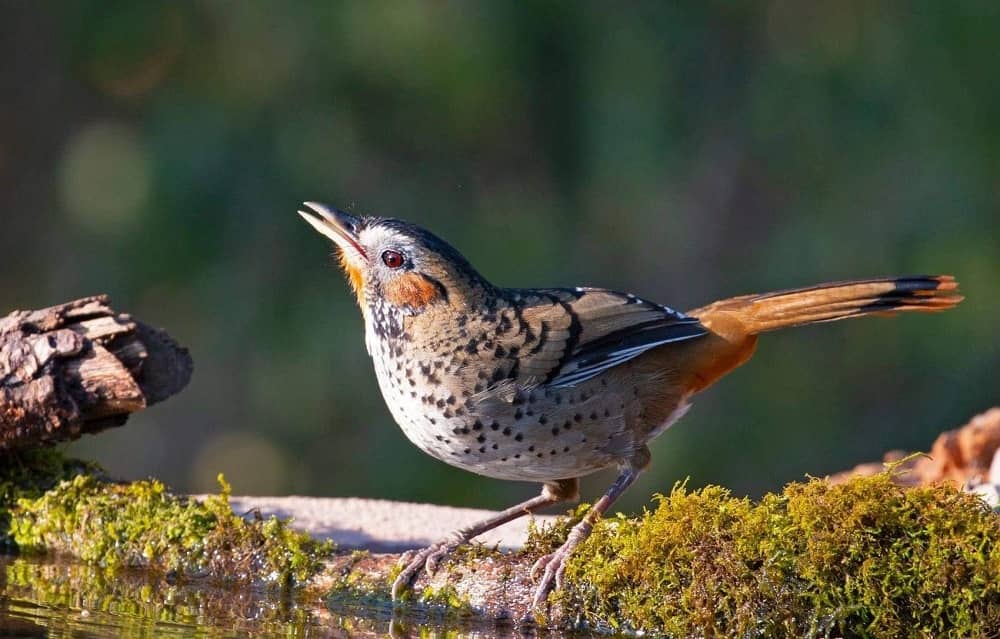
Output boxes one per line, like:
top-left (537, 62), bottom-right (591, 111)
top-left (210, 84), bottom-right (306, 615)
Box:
top-left (490, 422), bottom-right (500, 431)
top-left (476, 434), bottom-right (486, 444)
top-left (472, 420), bottom-right (483, 430)
top-left (514, 409), bottom-right (523, 420)
top-left (514, 433), bottom-right (523, 442)
top-left (502, 426), bottom-right (512, 436)
top-left (528, 446), bottom-right (535, 452)
top-left (538, 415), bottom-right (548, 425)
top-left (551, 427), bottom-right (560, 436)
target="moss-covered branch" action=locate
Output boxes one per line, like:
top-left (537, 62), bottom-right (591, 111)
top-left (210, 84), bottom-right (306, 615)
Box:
top-left (3, 450), bottom-right (998, 636)
top-left (1, 448), bottom-right (332, 588)
top-left (320, 474), bottom-right (1000, 637)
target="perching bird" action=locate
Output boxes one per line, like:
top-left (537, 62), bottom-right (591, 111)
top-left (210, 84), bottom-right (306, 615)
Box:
top-left (297, 202), bottom-right (962, 608)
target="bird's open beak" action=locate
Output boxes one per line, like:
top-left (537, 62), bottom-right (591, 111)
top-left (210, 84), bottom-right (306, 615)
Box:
top-left (297, 202), bottom-right (368, 261)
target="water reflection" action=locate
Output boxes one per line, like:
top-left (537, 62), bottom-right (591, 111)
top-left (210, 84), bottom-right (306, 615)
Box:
top-left (0, 557), bottom-right (576, 638)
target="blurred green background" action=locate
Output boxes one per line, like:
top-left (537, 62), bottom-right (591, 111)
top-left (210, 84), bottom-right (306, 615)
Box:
top-left (1, 2), bottom-right (996, 512)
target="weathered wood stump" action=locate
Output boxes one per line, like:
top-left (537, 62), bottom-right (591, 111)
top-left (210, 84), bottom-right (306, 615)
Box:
top-left (0, 295), bottom-right (192, 451)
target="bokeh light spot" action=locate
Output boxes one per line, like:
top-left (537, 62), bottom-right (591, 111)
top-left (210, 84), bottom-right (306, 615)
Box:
top-left (59, 121), bottom-right (150, 233)
top-left (190, 431), bottom-right (290, 496)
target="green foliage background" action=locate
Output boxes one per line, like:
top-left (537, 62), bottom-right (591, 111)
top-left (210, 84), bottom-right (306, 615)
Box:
top-left (1, 3), bottom-right (996, 511)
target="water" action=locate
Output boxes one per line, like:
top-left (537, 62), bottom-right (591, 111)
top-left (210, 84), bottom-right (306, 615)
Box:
top-left (0, 556), bottom-right (574, 638)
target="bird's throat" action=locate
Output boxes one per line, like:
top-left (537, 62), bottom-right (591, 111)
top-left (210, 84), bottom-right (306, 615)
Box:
top-left (339, 251), bottom-right (367, 308)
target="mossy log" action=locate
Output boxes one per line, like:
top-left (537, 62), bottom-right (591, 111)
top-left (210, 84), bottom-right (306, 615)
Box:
top-left (319, 474), bottom-right (1000, 635)
top-left (0, 295), bottom-right (192, 451)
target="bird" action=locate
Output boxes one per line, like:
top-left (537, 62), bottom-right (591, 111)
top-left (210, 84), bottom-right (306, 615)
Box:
top-left (297, 201), bottom-right (963, 609)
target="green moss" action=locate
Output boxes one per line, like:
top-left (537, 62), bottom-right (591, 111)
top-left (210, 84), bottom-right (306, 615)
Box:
top-left (0, 447), bottom-right (97, 550)
top-left (2, 451), bottom-right (333, 587)
top-left (547, 474), bottom-right (1000, 638)
top-left (418, 583), bottom-right (472, 611)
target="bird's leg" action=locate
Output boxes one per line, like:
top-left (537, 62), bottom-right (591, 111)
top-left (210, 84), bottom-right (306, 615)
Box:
top-left (530, 452), bottom-right (647, 609)
top-left (391, 477), bottom-right (579, 601)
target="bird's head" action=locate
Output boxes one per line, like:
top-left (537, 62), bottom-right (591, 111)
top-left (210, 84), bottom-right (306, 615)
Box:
top-left (298, 202), bottom-right (493, 316)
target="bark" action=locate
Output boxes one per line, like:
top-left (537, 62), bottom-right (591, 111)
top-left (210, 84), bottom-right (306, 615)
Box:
top-left (0, 295), bottom-right (192, 452)
top-left (827, 407), bottom-right (1000, 487)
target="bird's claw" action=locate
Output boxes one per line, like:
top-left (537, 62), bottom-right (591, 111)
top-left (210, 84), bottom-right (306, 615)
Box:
top-left (391, 538), bottom-right (463, 601)
top-left (530, 542), bottom-right (573, 609)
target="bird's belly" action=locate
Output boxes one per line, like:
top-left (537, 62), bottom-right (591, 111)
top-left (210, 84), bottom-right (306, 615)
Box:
top-left (371, 355), bottom-right (636, 481)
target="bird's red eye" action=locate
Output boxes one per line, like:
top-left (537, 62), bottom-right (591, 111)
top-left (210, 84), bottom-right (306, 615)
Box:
top-left (381, 250), bottom-right (405, 269)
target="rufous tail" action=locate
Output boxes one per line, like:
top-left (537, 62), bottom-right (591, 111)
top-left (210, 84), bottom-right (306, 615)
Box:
top-left (677, 275), bottom-right (962, 394)
top-left (690, 275), bottom-right (963, 336)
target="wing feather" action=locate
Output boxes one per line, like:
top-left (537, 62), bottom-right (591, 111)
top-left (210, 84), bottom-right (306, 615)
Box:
top-left (495, 288), bottom-right (707, 389)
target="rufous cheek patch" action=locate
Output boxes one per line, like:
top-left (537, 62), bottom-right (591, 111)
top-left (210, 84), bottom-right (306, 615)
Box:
top-left (384, 272), bottom-right (442, 310)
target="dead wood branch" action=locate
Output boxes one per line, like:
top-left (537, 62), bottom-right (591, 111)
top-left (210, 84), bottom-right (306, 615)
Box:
top-left (0, 295), bottom-right (192, 451)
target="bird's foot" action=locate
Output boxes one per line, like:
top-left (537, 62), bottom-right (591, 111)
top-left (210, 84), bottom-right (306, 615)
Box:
top-left (529, 519), bottom-right (593, 609)
top-left (391, 536), bottom-right (464, 601)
